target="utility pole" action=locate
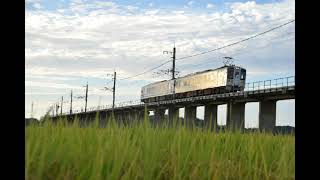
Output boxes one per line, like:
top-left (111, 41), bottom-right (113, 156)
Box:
top-left (163, 45), bottom-right (178, 100)
top-left (70, 90), bottom-right (73, 114)
top-left (172, 45), bottom-right (176, 80)
top-left (85, 82), bottom-right (88, 113)
top-left (172, 46), bottom-right (176, 100)
top-left (56, 103), bottom-right (59, 116)
top-left (163, 45), bottom-right (177, 80)
top-left (112, 71), bottom-right (116, 111)
top-left (102, 71), bottom-right (116, 112)
top-left (61, 96), bottom-right (63, 115)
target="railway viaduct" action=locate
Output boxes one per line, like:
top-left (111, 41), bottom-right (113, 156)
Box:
top-left (52, 76), bottom-right (295, 132)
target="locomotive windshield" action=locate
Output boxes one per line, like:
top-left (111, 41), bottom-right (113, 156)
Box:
top-left (240, 69), bottom-right (246, 80)
top-left (235, 71), bottom-right (240, 79)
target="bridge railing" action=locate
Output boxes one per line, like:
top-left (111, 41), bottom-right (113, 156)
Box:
top-left (244, 76), bottom-right (294, 91)
top-left (68, 99), bottom-right (144, 114)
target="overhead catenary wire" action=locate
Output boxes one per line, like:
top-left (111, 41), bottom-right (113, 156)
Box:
top-left (180, 30), bottom-right (295, 70)
top-left (116, 19), bottom-right (295, 81)
top-left (176, 19), bottom-right (295, 61)
top-left (118, 59), bottom-right (172, 80)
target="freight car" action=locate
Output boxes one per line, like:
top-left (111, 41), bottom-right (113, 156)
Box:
top-left (141, 64), bottom-right (246, 103)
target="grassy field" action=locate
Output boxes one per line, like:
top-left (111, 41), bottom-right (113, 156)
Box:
top-left (26, 115), bottom-right (295, 180)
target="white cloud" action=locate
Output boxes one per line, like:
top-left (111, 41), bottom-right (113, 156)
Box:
top-left (26, 0), bottom-right (41, 3)
top-left (33, 3), bottom-right (42, 9)
top-left (25, 81), bottom-right (83, 90)
top-left (126, 5), bottom-right (138, 11)
top-left (188, 1), bottom-right (194, 6)
top-left (145, 9), bottom-right (159, 15)
top-left (25, 92), bottom-right (69, 95)
top-left (207, 3), bottom-right (215, 9)
top-left (26, 74), bottom-right (76, 81)
top-left (69, 0), bottom-right (118, 14)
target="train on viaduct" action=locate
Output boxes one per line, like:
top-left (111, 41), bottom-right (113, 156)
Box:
top-left (51, 64), bottom-right (295, 132)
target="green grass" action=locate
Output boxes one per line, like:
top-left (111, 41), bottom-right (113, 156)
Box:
top-left (26, 114), bottom-right (294, 180)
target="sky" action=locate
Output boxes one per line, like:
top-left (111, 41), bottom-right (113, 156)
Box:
top-left (25, 0), bottom-right (295, 127)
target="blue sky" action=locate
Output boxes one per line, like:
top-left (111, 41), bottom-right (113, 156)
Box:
top-left (25, 0), bottom-right (295, 127)
top-left (27, 0), bottom-right (283, 10)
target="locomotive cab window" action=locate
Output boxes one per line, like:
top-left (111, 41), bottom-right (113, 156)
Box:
top-left (240, 69), bottom-right (246, 80)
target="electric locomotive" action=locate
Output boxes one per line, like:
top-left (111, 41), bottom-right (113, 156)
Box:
top-left (141, 64), bottom-right (246, 103)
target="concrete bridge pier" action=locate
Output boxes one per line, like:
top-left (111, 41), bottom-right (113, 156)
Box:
top-left (113, 112), bottom-right (118, 124)
top-left (106, 111), bottom-right (112, 122)
top-left (122, 111), bottom-right (130, 126)
top-left (131, 110), bottom-right (141, 124)
top-left (154, 108), bottom-right (166, 126)
top-left (85, 112), bottom-right (94, 124)
top-left (115, 112), bottom-right (124, 125)
top-left (135, 110), bottom-right (144, 123)
top-left (204, 104), bottom-right (218, 131)
top-left (99, 111), bottom-right (108, 127)
top-left (126, 111), bottom-right (134, 126)
top-left (227, 102), bottom-right (245, 131)
top-left (105, 111), bottom-right (113, 126)
top-left (128, 110), bottom-right (137, 126)
top-left (259, 100), bottom-right (277, 132)
top-left (168, 106), bottom-right (179, 127)
top-left (120, 112), bottom-right (126, 126)
top-left (185, 106), bottom-right (197, 128)
top-left (78, 114), bottom-right (88, 127)
top-left (107, 111), bottom-right (116, 125)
